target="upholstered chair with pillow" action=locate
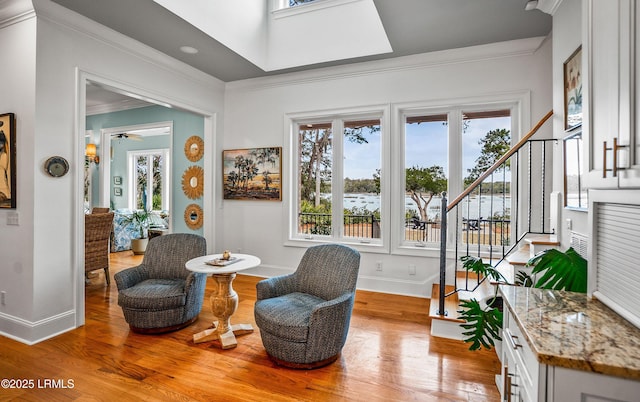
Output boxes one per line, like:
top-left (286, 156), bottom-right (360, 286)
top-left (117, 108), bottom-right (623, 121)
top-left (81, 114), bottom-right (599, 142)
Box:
top-left (254, 244), bottom-right (360, 368)
top-left (114, 233), bottom-right (207, 333)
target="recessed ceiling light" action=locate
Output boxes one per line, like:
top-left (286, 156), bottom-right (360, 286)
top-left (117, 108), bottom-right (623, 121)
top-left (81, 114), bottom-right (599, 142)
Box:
top-left (180, 46), bottom-right (199, 54)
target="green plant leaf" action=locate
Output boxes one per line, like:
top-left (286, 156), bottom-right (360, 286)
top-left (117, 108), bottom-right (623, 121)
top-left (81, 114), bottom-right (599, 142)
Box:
top-left (527, 247), bottom-right (587, 293)
top-left (460, 255), bottom-right (506, 283)
top-left (458, 299), bottom-right (503, 351)
top-left (515, 271), bottom-right (533, 287)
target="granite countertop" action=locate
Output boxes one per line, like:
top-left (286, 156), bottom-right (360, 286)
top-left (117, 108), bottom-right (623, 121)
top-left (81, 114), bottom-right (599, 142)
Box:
top-left (499, 285), bottom-right (640, 380)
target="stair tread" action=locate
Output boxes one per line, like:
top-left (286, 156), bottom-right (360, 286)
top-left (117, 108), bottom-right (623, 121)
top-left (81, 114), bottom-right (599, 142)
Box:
top-left (526, 234), bottom-right (559, 246)
top-left (506, 247), bottom-right (531, 265)
top-left (429, 284), bottom-right (464, 322)
top-left (429, 277), bottom-right (497, 323)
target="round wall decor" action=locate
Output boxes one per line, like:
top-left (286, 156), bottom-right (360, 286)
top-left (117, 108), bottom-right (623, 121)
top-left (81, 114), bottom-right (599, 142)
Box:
top-left (181, 165), bottom-right (204, 199)
top-left (184, 135), bottom-right (204, 162)
top-left (44, 156), bottom-right (69, 177)
top-left (184, 204), bottom-right (203, 230)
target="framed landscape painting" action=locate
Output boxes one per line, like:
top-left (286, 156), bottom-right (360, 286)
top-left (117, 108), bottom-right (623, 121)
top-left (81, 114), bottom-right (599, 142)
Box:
top-left (564, 46), bottom-right (582, 130)
top-left (223, 147), bottom-right (282, 201)
top-left (0, 113), bottom-right (16, 209)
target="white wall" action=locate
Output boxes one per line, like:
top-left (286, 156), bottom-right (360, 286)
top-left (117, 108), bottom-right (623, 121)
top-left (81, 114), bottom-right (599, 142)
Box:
top-left (0, 11), bottom-right (37, 332)
top-left (552, 0), bottom-right (587, 246)
top-left (223, 37), bottom-right (553, 297)
top-left (0, 0), bottom-right (225, 344)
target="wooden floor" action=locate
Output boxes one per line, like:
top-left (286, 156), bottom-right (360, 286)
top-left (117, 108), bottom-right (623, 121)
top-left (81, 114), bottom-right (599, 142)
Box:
top-left (0, 251), bottom-right (501, 401)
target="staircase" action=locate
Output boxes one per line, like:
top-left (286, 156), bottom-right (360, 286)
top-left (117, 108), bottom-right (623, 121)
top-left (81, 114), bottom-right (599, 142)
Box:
top-left (429, 234), bottom-right (559, 340)
top-left (430, 110), bottom-right (555, 341)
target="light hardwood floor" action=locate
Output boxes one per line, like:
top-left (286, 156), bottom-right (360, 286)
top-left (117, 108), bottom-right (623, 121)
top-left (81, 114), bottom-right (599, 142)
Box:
top-left (0, 251), bottom-right (501, 401)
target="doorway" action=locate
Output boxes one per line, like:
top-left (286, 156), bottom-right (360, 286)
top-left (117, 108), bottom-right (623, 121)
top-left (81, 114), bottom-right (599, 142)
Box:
top-left (77, 74), bottom-right (216, 328)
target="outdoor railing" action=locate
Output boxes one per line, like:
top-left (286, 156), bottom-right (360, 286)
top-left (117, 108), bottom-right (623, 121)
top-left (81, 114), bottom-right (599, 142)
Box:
top-left (299, 212), bottom-right (380, 238)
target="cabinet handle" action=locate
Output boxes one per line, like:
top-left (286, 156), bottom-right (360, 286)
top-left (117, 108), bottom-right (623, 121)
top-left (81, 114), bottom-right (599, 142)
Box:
top-left (506, 328), bottom-right (522, 349)
top-left (503, 365), bottom-right (509, 401)
top-left (603, 140), bottom-right (608, 178)
top-left (613, 138), bottom-right (628, 177)
top-left (603, 138), bottom-right (629, 178)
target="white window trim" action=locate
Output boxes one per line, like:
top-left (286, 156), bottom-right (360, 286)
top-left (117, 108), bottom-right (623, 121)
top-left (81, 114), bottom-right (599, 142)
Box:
top-left (391, 92), bottom-right (529, 257)
top-left (284, 104), bottom-right (390, 253)
top-left (127, 148), bottom-right (171, 213)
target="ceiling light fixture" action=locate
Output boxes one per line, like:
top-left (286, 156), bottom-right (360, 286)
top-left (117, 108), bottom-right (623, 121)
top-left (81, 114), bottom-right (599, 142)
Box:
top-left (180, 46), bottom-right (199, 54)
top-left (525, 0), bottom-right (538, 11)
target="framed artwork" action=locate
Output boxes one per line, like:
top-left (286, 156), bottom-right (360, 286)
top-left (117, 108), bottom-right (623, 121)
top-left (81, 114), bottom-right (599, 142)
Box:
top-left (114, 187), bottom-right (122, 196)
top-left (564, 46), bottom-right (582, 130)
top-left (223, 147), bottom-right (282, 201)
top-left (0, 113), bottom-right (16, 209)
top-left (113, 176), bottom-right (122, 185)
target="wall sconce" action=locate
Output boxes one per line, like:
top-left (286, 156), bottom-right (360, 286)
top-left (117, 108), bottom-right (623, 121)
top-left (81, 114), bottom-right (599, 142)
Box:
top-left (85, 143), bottom-right (99, 164)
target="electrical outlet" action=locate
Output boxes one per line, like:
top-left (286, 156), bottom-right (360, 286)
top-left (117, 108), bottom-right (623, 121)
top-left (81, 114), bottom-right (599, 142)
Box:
top-left (376, 261), bottom-right (382, 271)
top-left (1, 291), bottom-right (5, 306)
top-left (408, 264), bottom-right (416, 275)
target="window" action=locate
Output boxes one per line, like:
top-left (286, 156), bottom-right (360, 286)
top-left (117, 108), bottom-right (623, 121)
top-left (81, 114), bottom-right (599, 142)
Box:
top-left (294, 112), bottom-right (383, 245)
top-left (399, 106), bottom-right (514, 248)
top-left (127, 149), bottom-right (170, 212)
top-left (289, 99), bottom-right (520, 251)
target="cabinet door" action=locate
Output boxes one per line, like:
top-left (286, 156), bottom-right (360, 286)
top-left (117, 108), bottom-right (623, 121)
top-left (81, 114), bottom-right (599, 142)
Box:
top-left (583, 0), bottom-right (635, 188)
top-left (551, 366), bottom-right (640, 401)
top-left (620, 0), bottom-right (640, 187)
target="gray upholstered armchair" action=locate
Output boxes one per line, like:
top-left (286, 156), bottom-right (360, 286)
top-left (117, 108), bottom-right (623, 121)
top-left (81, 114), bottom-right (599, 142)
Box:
top-left (114, 233), bottom-right (207, 334)
top-left (254, 244), bottom-right (360, 368)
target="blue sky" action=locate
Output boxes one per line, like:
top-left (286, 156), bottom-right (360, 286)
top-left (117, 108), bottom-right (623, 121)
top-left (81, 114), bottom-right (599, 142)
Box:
top-left (343, 116), bottom-right (511, 180)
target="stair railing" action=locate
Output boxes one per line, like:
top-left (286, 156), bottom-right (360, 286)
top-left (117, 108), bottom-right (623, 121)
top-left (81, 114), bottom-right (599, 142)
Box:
top-left (436, 110), bottom-right (554, 316)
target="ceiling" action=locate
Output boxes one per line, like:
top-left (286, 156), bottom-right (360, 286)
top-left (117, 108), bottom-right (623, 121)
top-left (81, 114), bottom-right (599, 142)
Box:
top-left (52, 0), bottom-right (552, 84)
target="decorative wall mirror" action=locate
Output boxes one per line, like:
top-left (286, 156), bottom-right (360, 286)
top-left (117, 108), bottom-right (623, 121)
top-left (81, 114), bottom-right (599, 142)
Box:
top-left (184, 203), bottom-right (203, 229)
top-left (184, 135), bottom-right (204, 162)
top-left (563, 131), bottom-right (587, 210)
top-left (182, 165), bottom-right (204, 199)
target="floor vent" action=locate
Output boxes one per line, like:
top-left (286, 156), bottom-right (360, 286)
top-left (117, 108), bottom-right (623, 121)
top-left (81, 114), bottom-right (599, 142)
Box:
top-left (570, 231), bottom-right (588, 259)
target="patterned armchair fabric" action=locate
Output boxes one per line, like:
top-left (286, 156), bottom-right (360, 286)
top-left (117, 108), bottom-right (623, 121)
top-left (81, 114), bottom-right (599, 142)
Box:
top-left (114, 233), bottom-right (207, 333)
top-left (254, 244), bottom-right (361, 368)
top-left (111, 209), bottom-right (170, 252)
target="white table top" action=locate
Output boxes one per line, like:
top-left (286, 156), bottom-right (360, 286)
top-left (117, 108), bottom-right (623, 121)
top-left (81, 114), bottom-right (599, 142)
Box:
top-left (185, 253), bottom-right (261, 275)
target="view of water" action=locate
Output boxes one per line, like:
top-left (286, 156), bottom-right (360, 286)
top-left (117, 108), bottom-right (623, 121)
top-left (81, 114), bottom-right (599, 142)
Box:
top-left (337, 193), bottom-right (511, 220)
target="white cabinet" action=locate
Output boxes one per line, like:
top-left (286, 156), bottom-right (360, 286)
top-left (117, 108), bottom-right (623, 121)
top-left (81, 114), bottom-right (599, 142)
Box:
top-left (583, 0), bottom-right (640, 188)
top-left (550, 366), bottom-right (640, 402)
top-left (501, 307), bottom-right (546, 402)
top-left (501, 306), bottom-right (640, 402)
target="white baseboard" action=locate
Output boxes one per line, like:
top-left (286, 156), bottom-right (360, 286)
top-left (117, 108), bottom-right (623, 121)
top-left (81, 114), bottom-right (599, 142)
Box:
top-left (0, 310), bottom-right (76, 345)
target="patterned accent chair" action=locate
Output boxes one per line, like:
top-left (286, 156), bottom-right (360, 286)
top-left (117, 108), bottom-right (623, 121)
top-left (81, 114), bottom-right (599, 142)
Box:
top-left (254, 244), bottom-right (361, 368)
top-left (114, 233), bottom-right (207, 334)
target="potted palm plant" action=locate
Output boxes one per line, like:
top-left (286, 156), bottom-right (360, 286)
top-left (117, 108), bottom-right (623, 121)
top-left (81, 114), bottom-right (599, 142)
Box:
top-left (458, 247), bottom-right (587, 351)
top-left (122, 209), bottom-right (151, 255)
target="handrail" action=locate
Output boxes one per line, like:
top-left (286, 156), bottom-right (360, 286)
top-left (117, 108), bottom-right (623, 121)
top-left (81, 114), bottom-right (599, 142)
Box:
top-left (447, 110), bottom-right (553, 211)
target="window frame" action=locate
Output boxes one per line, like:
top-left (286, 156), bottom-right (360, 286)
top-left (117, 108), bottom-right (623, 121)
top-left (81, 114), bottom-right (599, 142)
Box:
top-left (285, 105), bottom-right (390, 253)
top-left (127, 148), bottom-right (171, 213)
top-left (392, 94), bottom-right (527, 256)
top-left (284, 93), bottom-right (529, 256)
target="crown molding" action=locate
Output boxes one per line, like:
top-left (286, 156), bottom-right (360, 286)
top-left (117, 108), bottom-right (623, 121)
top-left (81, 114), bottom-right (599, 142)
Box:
top-left (0, 0), bottom-right (35, 29)
top-left (31, 0), bottom-right (224, 92)
top-left (226, 36), bottom-right (548, 92)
